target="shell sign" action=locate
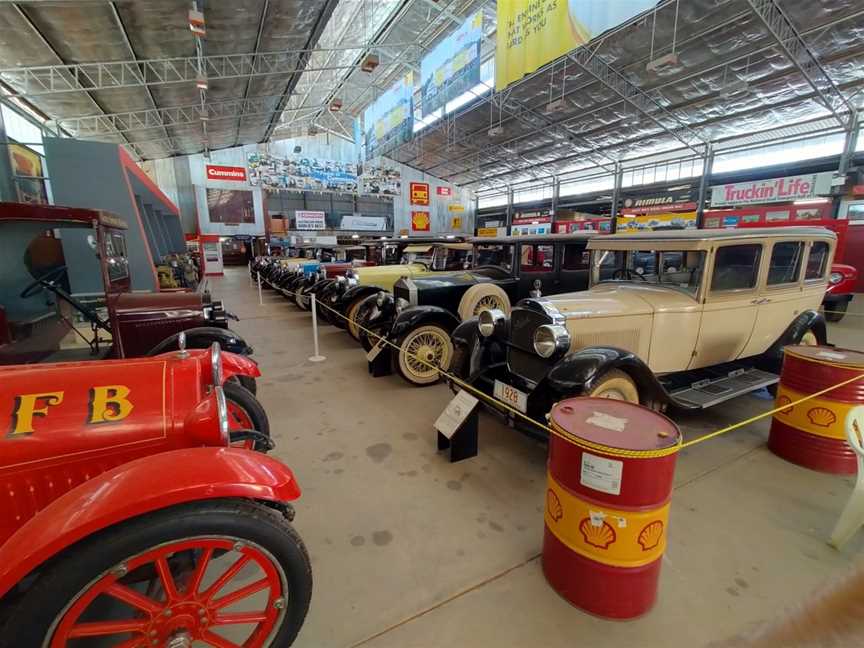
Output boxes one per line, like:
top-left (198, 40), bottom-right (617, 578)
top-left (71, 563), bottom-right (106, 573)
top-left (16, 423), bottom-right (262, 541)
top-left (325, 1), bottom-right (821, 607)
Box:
top-left (410, 182), bottom-right (430, 206)
top-left (411, 211), bottom-right (430, 232)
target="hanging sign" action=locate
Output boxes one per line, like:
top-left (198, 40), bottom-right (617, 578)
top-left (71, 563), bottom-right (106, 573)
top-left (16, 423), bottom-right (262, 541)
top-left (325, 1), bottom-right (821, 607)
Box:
top-left (437, 186), bottom-right (453, 196)
top-left (710, 172), bottom-right (834, 207)
top-left (410, 182), bottom-right (430, 206)
top-left (206, 165), bottom-right (247, 182)
top-left (295, 210), bottom-right (326, 230)
top-left (411, 211), bottom-right (431, 231)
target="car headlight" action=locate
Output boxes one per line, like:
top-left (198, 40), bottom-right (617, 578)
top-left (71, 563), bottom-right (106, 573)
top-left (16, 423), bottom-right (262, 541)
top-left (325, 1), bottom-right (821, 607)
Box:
top-left (478, 309), bottom-right (506, 337)
top-left (533, 324), bottom-right (570, 358)
top-left (376, 291), bottom-right (386, 307)
top-left (348, 277), bottom-right (358, 287)
top-left (396, 297), bottom-right (410, 313)
top-left (829, 272), bottom-right (843, 285)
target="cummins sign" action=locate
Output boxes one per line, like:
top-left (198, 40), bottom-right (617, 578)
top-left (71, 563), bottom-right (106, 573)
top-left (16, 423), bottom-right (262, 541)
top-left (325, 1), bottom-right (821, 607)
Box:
top-left (206, 165), bottom-right (247, 182)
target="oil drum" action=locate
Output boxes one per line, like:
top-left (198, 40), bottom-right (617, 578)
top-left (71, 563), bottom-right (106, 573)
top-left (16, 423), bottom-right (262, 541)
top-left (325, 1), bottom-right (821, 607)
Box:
top-left (769, 345), bottom-right (864, 474)
top-left (543, 397), bottom-right (680, 619)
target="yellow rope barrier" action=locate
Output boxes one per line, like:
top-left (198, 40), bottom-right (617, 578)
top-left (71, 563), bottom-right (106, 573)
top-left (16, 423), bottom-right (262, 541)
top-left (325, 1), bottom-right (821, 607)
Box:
top-left (266, 278), bottom-right (864, 458)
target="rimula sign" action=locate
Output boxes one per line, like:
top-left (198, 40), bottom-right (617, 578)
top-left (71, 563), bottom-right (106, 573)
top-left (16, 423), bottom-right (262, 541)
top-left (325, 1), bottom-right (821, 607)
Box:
top-left (710, 172), bottom-right (833, 207)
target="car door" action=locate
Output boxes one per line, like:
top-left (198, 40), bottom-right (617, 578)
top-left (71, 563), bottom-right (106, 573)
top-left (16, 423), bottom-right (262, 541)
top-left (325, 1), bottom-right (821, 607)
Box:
top-left (689, 243), bottom-right (763, 369)
top-left (741, 239), bottom-right (809, 358)
top-left (516, 242), bottom-right (557, 297)
top-left (557, 241), bottom-right (591, 294)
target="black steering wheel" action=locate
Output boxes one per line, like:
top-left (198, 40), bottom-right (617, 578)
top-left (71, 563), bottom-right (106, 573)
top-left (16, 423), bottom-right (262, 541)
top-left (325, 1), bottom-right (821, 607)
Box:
top-left (20, 265), bottom-right (111, 333)
top-left (612, 268), bottom-right (647, 281)
top-left (20, 265), bottom-right (69, 298)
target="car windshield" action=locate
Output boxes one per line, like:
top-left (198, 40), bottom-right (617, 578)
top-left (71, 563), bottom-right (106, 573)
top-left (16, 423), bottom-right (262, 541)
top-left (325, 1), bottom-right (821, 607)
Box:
top-left (591, 248), bottom-right (705, 296)
top-left (473, 243), bottom-right (514, 272)
top-left (432, 246), bottom-right (471, 271)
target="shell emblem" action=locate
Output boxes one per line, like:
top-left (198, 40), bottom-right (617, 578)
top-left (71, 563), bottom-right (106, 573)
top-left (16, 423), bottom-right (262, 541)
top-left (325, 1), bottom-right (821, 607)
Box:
top-left (637, 520), bottom-right (664, 551)
top-left (578, 518), bottom-right (616, 550)
top-left (776, 395), bottom-right (793, 415)
top-left (806, 407), bottom-right (836, 428)
top-left (546, 489), bottom-right (563, 522)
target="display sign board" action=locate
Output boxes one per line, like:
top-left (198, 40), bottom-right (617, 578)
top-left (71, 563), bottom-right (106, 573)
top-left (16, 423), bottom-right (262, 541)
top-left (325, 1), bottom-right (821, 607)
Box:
top-left (477, 227), bottom-right (503, 237)
top-left (437, 186), bottom-right (453, 196)
top-left (410, 182), bottom-right (431, 206)
top-left (248, 153), bottom-right (357, 193)
top-left (448, 203), bottom-right (465, 212)
top-left (360, 164), bottom-right (402, 196)
top-left (709, 172), bottom-right (834, 207)
top-left (411, 211), bottom-right (431, 232)
top-left (8, 142), bottom-right (48, 204)
top-left (616, 212), bottom-right (697, 232)
top-left (295, 210), bottom-right (326, 231)
top-left (206, 189), bottom-right (255, 224)
top-left (511, 223), bottom-right (552, 236)
top-left (421, 11), bottom-right (483, 117)
top-left (495, 0), bottom-right (655, 91)
top-left (206, 164), bottom-right (247, 182)
top-left (340, 215), bottom-right (387, 231)
top-left (451, 216), bottom-right (463, 230)
top-left (622, 190), bottom-right (697, 214)
top-left (364, 73), bottom-right (414, 159)
top-left (512, 213), bottom-right (552, 225)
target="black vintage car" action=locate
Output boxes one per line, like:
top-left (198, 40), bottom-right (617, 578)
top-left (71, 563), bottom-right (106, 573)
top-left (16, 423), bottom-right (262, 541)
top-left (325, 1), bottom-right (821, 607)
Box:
top-left (365, 233), bottom-right (597, 385)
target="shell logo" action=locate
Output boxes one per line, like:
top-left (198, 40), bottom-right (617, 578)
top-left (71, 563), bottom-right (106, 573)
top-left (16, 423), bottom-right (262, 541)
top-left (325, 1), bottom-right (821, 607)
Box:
top-left (578, 518), bottom-right (616, 550)
top-left (807, 407), bottom-right (837, 427)
top-left (637, 521), bottom-right (664, 551)
top-left (776, 395), bottom-right (793, 415)
top-left (411, 211), bottom-right (430, 232)
top-left (546, 489), bottom-right (563, 522)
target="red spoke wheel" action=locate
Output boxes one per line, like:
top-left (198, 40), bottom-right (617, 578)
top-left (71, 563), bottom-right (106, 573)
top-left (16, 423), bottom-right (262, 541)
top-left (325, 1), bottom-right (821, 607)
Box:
top-left (223, 382), bottom-right (271, 452)
top-left (0, 500), bottom-right (312, 648)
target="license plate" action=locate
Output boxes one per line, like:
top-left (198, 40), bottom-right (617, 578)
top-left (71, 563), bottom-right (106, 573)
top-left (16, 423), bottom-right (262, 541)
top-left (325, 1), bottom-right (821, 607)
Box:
top-left (493, 380), bottom-right (528, 413)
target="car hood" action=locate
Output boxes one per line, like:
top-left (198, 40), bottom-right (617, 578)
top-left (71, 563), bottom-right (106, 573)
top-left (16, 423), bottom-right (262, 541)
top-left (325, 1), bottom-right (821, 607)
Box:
top-left (355, 263), bottom-right (429, 287)
top-left (547, 283), bottom-right (699, 318)
top-left (397, 267), bottom-right (511, 291)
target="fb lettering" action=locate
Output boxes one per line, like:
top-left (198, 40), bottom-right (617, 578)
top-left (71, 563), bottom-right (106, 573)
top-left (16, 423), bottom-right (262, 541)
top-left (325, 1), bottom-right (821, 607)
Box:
top-left (88, 385), bottom-right (134, 424)
top-left (6, 385), bottom-right (134, 436)
top-left (10, 392), bottom-right (64, 436)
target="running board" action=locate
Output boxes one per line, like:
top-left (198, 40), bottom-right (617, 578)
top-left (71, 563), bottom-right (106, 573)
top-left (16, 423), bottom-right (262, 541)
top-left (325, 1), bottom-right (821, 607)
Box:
top-left (670, 368), bottom-right (778, 409)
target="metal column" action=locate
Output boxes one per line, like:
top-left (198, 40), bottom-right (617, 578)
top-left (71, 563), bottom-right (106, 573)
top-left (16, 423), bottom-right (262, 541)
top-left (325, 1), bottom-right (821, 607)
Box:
top-left (609, 162), bottom-right (623, 234)
top-left (838, 112), bottom-right (859, 177)
top-left (695, 144), bottom-right (715, 229)
top-left (505, 185), bottom-right (514, 235)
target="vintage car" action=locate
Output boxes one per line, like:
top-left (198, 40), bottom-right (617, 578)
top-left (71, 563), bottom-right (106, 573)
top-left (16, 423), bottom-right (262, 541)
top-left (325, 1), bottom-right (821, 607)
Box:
top-left (0, 344), bottom-right (311, 647)
top-left (824, 263), bottom-right (858, 322)
top-left (1, 203), bottom-right (253, 376)
top-left (448, 227), bottom-right (835, 433)
top-left (364, 233), bottom-right (597, 385)
top-left (318, 240), bottom-right (471, 333)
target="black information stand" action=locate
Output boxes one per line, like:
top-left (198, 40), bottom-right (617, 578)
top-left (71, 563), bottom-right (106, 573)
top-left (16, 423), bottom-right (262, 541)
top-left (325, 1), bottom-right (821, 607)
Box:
top-left (435, 392), bottom-right (480, 462)
top-left (367, 343), bottom-right (392, 377)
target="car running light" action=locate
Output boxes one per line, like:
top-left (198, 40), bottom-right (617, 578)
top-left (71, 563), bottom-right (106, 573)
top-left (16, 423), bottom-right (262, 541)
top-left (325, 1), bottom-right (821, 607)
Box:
top-left (829, 272), bottom-right (843, 285)
top-left (478, 309), bottom-right (506, 337)
top-left (533, 324), bottom-right (570, 358)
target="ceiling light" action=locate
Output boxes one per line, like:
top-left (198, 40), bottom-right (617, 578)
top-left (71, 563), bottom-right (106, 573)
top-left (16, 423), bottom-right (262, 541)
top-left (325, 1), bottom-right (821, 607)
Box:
top-left (351, 234), bottom-right (360, 239)
top-left (329, 98), bottom-right (343, 112)
top-left (188, 8), bottom-right (206, 36)
top-left (400, 235), bottom-right (408, 239)
top-left (195, 73), bottom-right (208, 90)
top-left (646, 52), bottom-right (679, 73)
top-left (488, 126), bottom-right (504, 137)
top-left (794, 199), bottom-right (829, 205)
top-left (361, 54), bottom-right (380, 73)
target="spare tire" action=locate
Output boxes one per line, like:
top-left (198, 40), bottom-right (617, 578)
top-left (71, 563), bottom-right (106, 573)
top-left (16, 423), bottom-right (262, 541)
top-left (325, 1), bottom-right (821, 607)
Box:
top-left (457, 283), bottom-right (511, 321)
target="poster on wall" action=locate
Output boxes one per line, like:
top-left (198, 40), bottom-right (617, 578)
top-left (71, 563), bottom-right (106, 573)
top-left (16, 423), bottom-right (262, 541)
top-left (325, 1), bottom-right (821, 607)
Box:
top-left (410, 182), bottom-right (430, 206)
top-left (616, 212), bottom-right (697, 232)
top-left (420, 11), bottom-right (483, 117)
top-left (340, 215), bottom-right (387, 231)
top-left (247, 152), bottom-right (358, 193)
top-left (411, 211), bottom-right (430, 232)
top-left (360, 164), bottom-right (402, 196)
top-left (709, 172), bottom-right (833, 207)
top-left (364, 73), bottom-right (414, 159)
top-left (295, 210), bottom-right (327, 230)
top-left (8, 142), bottom-right (48, 204)
top-left (496, 0), bottom-right (655, 91)
top-left (206, 188), bottom-right (255, 224)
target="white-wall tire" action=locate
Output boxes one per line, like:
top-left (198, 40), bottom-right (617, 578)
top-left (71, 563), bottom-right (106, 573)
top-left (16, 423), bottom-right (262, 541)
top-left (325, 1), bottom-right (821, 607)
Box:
top-left (396, 324), bottom-right (454, 386)
top-left (587, 369), bottom-right (639, 403)
top-left (457, 284), bottom-right (511, 321)
top-left (800, 330), bottom-right (818, 346)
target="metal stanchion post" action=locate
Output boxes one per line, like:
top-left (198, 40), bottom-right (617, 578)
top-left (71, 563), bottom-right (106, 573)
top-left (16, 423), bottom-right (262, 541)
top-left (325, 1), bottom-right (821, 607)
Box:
top-left (248, 261), bottom-right (254, 287)
top-left (308, 293), bottom-right (326, 363)
top-left (257, 271), bottom-right (263, 306)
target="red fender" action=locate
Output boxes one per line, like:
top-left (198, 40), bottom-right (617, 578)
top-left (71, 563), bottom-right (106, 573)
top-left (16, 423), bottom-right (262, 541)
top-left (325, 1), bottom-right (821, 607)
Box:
top-left (221, 350), bottom-right (261, 384)
top-left (0, 447), bottom-right (300, 600)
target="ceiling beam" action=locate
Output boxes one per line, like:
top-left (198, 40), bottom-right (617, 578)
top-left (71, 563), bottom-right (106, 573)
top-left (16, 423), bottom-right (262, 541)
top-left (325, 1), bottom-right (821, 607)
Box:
top-left (234, 0), bottom-right (269, 147)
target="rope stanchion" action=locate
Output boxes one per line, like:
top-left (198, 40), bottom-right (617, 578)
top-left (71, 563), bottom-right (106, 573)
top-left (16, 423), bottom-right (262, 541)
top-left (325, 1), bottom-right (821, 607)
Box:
top-left (308, 293), bottom-right (326, 363)
top-left (269, 282), bottom-right (864, 457)
top-left (257, 271), bottom-right (263, 306)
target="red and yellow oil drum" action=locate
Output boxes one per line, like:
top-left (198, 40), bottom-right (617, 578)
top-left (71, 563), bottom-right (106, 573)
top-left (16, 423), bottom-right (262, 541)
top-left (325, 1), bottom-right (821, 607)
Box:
top-left (543, 397), bottom-right (681, 619)
top-left (769, 345), bottom-right (864, 474)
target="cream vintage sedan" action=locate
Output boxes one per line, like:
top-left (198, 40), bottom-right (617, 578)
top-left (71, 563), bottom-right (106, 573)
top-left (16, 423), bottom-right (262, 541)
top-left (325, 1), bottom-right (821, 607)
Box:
top-left (449, 227), bottom-right (836, 429)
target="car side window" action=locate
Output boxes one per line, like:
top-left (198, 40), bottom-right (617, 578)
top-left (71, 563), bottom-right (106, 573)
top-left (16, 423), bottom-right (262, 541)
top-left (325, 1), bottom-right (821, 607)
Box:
top-left (805, 241), bottom-right (830, 280)
top-left (520, 244), bottom-right (554, 272)
top-left (711, 244), bottom-right (762, 292)
top-left (767, 242), bottom-right (804, 286)
top-left (562, 243), bottom-right (589, 270)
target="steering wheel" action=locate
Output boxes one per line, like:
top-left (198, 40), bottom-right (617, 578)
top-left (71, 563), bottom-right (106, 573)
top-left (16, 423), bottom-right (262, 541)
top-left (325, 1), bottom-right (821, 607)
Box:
top-left (612, 268), bottom-right (647, 281)
top-left (20, 265), bottom-right (69, 298)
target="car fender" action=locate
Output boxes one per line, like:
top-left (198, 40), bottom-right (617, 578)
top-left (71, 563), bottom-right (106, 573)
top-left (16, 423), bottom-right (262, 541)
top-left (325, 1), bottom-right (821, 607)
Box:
top-left (391, 306), bottom-right (461, 341)
top-left (758, 309), bottom-right (828, 372)
top-left (147, 326), bottom-right (253, 356)
top-left (337, 285), bottom-right (382, 310)
top-left (450, 318), bottom-right (507, 381)
top-left (544, 346), bottom-right (672, 407)
top-left (304, 277), bottom-right (333, 295)
top-left (221, 349), bottom-right (262, 383)
top-left (0, 447), bottom-right (300, 600)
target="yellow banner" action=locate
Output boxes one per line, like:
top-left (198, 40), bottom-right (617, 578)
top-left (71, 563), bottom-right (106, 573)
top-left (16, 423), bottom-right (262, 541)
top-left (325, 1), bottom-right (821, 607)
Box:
top-left (496, 0), bottom-right (656, 91)
top-left (545, 473), bottom-right (669, 568)
top-left (477, 227), bottom-right (499, 237)
top-left (616, 212), bottom-right (697, 232)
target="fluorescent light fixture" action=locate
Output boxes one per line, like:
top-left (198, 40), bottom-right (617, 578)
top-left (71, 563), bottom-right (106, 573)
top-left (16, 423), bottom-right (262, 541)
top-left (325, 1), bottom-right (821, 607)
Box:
top-left (351, 234), bottom-right (360, 239)
top-left (446, 235), bottom-right (456, 239)
top-left (793, 199), bottom-right (830, 205)
top-left (399, 235), bottom-right (408, 239)
top-left (488, 125), bottom-right (504, 137)
top-left (379, 236), bottom-right (387, 240)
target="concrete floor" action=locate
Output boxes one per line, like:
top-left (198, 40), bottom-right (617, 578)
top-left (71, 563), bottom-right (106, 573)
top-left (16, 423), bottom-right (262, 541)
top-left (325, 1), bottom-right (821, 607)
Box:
top-left (214, 269), bottom-right (864, 648)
